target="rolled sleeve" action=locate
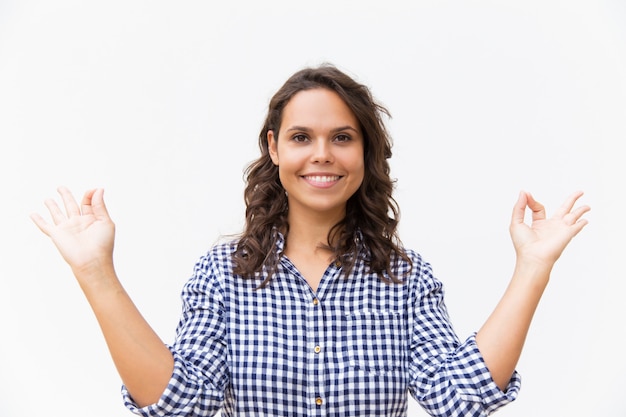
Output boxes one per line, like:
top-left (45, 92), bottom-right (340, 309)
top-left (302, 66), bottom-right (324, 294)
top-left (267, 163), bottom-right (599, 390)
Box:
top-left (122, 251), bottom-right (229, 416)
top-left (408, 257), bottom-right (521, 416)
top-left (446, 334), bottom-right (521, 415)
top-left (122, 348), bottom-right (224, 417)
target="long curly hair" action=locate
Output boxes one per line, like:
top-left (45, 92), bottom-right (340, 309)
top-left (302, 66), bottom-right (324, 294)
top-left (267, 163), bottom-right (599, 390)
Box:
top-left (232, 64), bottom-right (410, 287)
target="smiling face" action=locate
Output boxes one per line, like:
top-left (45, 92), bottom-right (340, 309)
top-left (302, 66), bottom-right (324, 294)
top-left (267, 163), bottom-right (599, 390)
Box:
top-left (267, 88), bottom-right (365, 222)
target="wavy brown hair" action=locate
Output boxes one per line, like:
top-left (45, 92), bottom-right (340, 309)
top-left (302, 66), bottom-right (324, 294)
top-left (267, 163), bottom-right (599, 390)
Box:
top-left (232, 64), bottom-right (410, 287)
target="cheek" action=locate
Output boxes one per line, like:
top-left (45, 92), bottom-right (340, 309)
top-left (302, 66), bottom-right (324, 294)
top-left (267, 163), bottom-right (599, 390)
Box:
top-left (276, 159), bottom-right (297, 187)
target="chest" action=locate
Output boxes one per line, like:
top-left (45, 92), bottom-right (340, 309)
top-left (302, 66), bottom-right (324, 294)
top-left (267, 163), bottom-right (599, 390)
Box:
top-left (223, 267), bottom-right (412, 386)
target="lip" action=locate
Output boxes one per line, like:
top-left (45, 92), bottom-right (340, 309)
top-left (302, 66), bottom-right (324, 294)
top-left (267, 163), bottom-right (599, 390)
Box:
top-left (301, 173), bottom-right (343, 189)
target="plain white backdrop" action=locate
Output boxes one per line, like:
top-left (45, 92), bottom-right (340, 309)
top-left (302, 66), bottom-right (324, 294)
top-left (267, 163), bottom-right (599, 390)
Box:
top-left (1, 1), bottom-right (624, 416)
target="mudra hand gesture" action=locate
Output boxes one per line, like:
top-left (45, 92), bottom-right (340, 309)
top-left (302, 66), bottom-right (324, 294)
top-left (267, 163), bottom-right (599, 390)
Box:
top-left (510, 190), bottom-right (590, 273)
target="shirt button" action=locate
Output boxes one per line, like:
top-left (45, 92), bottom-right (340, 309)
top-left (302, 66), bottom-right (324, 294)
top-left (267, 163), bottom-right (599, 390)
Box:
top-left (315, 397), bottom-right (323, 406)
top-left (314, 345), bottom-right (321, 354)
top-left (312, 298), bottom-right (319, 305)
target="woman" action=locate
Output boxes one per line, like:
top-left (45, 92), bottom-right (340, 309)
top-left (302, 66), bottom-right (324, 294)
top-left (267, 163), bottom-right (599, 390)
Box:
top-left (31, 65), bottom-right (590, 416)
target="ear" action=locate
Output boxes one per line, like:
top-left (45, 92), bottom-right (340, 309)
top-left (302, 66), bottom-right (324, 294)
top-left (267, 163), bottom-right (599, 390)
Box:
top-left (268, 130), bottom-right (279, 166)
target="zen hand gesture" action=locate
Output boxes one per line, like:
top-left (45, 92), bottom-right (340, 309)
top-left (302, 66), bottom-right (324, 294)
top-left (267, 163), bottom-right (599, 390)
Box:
top-left (510, 191), bottom-right (590, 269)
top-left (31, 187), bottom-right (116, 276)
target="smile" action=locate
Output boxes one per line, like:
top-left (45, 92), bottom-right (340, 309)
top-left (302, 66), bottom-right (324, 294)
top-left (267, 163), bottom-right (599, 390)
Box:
top-left (302, 175), bottom-right (342, 188)
top-left (303, 175), bottom-right (341, 183)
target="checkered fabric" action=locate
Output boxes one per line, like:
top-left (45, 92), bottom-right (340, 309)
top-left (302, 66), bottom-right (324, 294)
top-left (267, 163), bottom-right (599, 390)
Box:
top-left (122, 233), bottom-right (520, 416)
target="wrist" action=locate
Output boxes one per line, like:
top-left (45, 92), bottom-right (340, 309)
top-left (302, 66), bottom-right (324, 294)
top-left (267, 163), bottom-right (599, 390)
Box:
top-left (511, 258), bottom-right (553, 290)
top-left (71, 258), bottom-right (117, 287)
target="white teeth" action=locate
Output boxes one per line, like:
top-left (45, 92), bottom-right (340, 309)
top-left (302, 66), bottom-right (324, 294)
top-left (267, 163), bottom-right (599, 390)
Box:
top-left (305, 175), bottom-right (339, 183)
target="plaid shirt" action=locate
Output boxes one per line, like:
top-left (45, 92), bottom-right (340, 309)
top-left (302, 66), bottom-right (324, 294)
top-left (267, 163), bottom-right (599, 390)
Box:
top-left (123, 233), bottom-right (520, 416)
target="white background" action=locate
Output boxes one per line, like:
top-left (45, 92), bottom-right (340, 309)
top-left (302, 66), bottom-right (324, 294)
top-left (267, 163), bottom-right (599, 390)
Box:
top-left (1, 1), bottom-right (625, 416)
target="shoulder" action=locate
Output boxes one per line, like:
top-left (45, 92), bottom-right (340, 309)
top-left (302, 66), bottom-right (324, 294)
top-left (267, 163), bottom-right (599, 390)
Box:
top-left (398, 248), bottom-right (442, 294)
top-left (184, 240), bottom-right (238, 290)
top-left (187, 238), bottom-right (271, 286)
top-left (193, 239), bottom-right (238, 273)
top-left (392, 247), bottom-right (430, 277)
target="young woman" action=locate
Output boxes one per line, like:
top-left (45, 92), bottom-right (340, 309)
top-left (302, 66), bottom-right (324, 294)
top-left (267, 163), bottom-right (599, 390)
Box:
top-left (31, 65), bottom-right (590, 417)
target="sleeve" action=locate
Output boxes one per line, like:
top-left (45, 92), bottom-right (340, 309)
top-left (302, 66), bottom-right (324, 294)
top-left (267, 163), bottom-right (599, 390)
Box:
top-left (121, 253), bottom-right (229, 417)
top-left (407, 257), bottom-right (521, 417)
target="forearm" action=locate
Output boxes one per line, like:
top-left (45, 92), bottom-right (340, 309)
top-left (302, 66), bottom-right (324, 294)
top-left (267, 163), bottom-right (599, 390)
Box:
top-left (476, 261), bottom-right (551, 391)
top-left (75, 262), bottom-right (174, 408)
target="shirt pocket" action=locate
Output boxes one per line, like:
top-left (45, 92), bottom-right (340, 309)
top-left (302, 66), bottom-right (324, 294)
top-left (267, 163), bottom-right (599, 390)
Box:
top-left (345, 310), bottom-right (405, 375)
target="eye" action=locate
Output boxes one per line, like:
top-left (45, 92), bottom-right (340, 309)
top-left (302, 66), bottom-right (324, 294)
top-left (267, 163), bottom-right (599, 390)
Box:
top-left (291, 134), bottom-right (309, 143)
top-left (333, 134), bottom-right (352, 143)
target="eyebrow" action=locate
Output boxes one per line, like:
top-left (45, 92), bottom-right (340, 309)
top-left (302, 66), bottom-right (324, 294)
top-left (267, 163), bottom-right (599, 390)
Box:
top-left (286, 125), bottom-right (360, 134)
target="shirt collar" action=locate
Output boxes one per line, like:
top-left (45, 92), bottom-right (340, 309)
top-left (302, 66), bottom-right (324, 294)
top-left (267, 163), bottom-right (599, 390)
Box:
top-left (273, 228), bottom-right (365, 257)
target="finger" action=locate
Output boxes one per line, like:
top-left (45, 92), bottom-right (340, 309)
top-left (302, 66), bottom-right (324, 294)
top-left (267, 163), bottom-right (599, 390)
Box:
top-left (572, 204), bottom-right (591, 220)
top-left (44, 198), bottom-right (66, 225)
top-left (30, 213), bottom-right (51, 236)
top-left (57, 186), bottom-right (81, 217)
top-left (525, 192), bottom-right (546, 222)
top-left (80, 189), bottom-right (97, 216)
top-left (553, 190), bottom-right (585, 219)
top-left (91, 188), bottom-right (111, 220)
top-left (569, 216), bottom-right (589, 236)
top-left (563, 204), bottom-right (591, 225)
top-left (510, 191), bottom-right (528, 226)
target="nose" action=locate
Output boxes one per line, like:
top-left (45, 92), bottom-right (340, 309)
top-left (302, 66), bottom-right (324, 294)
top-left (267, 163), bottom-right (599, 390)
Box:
top-left (311, 139), bottom-right (333, 164)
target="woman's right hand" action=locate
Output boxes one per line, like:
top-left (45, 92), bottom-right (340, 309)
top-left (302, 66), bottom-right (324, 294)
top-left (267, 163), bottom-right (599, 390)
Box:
top-left (31, 187), bottom-right (116, 276)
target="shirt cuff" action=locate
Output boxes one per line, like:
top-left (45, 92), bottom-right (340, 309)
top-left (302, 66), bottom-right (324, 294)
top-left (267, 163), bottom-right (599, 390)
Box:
top-left (448, 333), bottom-right (522, 415)
top-left (121, 348), bottom-right (223, 416)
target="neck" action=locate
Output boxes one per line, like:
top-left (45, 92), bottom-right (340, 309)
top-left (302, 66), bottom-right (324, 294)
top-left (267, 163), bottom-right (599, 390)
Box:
top-left (285, 206), bottom-right (345, 252)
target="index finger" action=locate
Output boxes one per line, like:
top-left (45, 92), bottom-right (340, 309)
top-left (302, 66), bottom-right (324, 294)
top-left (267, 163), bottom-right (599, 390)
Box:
top-left (80, 189), bottom-right (98, 216)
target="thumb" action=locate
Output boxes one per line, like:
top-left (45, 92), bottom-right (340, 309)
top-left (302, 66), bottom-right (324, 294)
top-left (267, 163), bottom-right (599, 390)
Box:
top-left (510, 191), bottom-right (528, 227)
top-left (91, 188), bottom-right (112, 220)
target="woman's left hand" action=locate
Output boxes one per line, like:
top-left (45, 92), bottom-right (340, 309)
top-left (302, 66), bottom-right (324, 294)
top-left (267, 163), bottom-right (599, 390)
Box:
top-left (509, 190), bottom-right (590, 270)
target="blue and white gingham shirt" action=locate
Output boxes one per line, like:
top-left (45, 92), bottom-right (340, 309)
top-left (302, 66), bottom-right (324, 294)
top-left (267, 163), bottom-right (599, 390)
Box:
top-left (123, 233), bottom-right (520, 416)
